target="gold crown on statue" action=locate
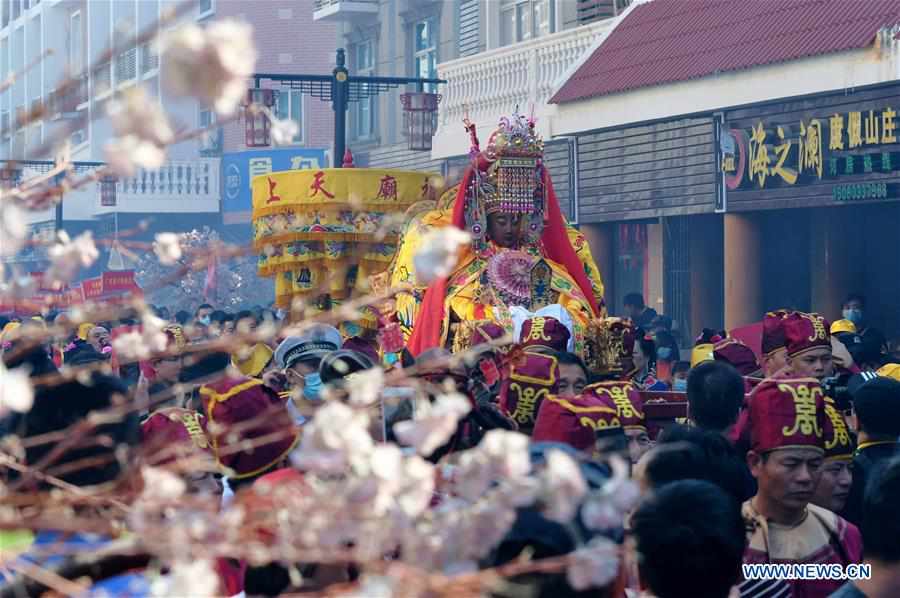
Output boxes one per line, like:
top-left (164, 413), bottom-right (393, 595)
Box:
top-left (481, 111), bottom-right (545, 215)
top-left (583, 317), bottom-right (636, 376)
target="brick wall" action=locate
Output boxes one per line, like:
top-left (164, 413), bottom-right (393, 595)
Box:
top-left (214, 0), bottom-right (335, 153)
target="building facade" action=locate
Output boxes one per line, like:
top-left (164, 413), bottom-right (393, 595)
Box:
top-left (549, 0), bottom-right (900, 343)
top-left (0, 0), bottom-right (334, 271)
top-left (317, 0), bottom-right (627, 203)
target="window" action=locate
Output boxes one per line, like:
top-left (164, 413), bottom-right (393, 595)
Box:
top-left (69, 11), bottom-right (83, 75)
top-left (2, 2), bottom-right (8, 28)
top-left (275, 90), bottom-right (303, 144)
top-left (353, 39), bottom-right (374, 139)
top-left (199, 108), bottom-right (221, 154)
top-left (413, 18), bottom-right (437, 92)
top-left (141, 41), bottom-right (158, 75)
top-left (11, 1), bottom-right (21, 22)
top-left (500, 0), bottom-right (555, 46)
top-left (198, 0), bottom-right (215, 19)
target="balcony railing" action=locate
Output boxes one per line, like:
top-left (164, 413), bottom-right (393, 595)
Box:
top-left (431, 19), bottom-right (613, 159)
top-left (115, 159), bottom-right (219, 204)
top-left (312, 0), bottom-right (378, 22)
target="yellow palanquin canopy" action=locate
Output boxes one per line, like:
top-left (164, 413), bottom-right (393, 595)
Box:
top-left (252, 168), bottom-right (437, 308)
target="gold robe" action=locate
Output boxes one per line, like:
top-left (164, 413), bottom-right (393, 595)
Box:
top-left (387, 206), bottom-right (605, 356)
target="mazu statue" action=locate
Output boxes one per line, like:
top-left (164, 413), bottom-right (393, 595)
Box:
top-left (387, 111), bottom-right (606, 358)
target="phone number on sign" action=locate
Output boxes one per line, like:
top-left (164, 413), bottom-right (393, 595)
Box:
top-left (833, 182), bottom-right (888, 202)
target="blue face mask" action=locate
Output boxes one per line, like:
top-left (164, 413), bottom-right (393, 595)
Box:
top-left (842, 309), bottom-right (863, 326)
top-left (198, 316), bottom-right (211, 326)
top-left (672, 378), bottom-right (688, 392)
top-left (302, 372), bottom-right (323, 401)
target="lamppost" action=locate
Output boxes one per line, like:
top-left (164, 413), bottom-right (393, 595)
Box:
top-left (250, 48), bottom-right (447, 165)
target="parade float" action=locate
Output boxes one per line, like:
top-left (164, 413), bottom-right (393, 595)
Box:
top-left (250, 161), bottom-right (439, 324)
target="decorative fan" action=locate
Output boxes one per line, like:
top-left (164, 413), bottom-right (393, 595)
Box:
top-left (487, 250), bottom-right (535, 307)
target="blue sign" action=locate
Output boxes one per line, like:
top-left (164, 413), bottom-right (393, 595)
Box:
top-left (221, 148), bottom-right (328, 214)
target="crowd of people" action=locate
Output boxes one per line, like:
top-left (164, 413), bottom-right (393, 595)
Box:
top-left (0, 289), bottom-right (898, 598)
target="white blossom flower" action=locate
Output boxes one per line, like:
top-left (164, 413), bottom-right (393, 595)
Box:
top-left (158, 20), bottom-right (257, 116)
top-left (106, 86), bottom-right (173, 148)
top-left (0, 362), bottom-right (34, 416)
top-left (140, 466), bottom-right (186, 502)
top-left (397, 454), bottom-right (436, 519)
top-left (150, 558), bottom-right (219, 597)
top-left (291, 402), bottom-right (374, 473)
top-left (344, 367), bottom-right (385, 407)
top-left (112, 331), bottom-right (148, 362)
top-left (481, 429), bottom-right (531, 480)
top-left (567, 537), bottom-right (620, 591)
top-left (111, 312), bottom-right (168, 362)
top-left (541, 449), bottom-right (587, 523)
top-left (393, 392), bottom-right (471, 456)
top-left (45, 231), bottom-right (99, 284)
top-left (0, 201), bottom-right (27, 257)
top-left (153, 233), bottom-right (182, 266)
top-left (580, 456), bottom-right (639, 531)
top-left (104, 135), bottom-right (167, 177)
top-left (413, 226), bottom-right (471, 285)
top-left (270, 115), bottom-right (299, 146)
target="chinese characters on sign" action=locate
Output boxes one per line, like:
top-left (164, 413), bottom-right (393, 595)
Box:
top-left (741, 106), bottom-right (899, 188)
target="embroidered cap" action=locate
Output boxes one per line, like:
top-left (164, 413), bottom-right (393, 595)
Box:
top-left (584, 380), bottom-right (646, 432)
top-left (783, 312), bottom-right (831, 358)
top-left (822, 398), bottom-right (854, 461)
top-left (519, 316), bottom-right (571, 353)
top-left (532, 390), bottom-right (622, 451)
top-left (762, 309), bottom-right (791, 356)
top-left (713, 337), bottom-right (761, 376)
top-left (747, 378), bottom-right (827, 454)
top-left (499, 352), bottom-right (560, 430)
top-left (200, 376), bottom-right (300, 479)
top-left (140, 406), bottom-right (212, 467)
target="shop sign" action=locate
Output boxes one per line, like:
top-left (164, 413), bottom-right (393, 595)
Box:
top-left (722, 106), bottom-right (900, 194)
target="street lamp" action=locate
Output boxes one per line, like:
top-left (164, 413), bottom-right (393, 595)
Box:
top-left (401, 91), bottom-right (442, 152)
top-left (251, 48), bottom-right (447, 166)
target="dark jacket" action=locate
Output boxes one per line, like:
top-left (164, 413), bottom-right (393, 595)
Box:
top-left (840, 440), bottom-right (899, 526)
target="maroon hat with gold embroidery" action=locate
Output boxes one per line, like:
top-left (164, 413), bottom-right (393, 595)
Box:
top-left (200, 376), bottom-right (300, 479)
top-left (783, 312), bottom-right (831, 358)
top-left (713, 337), bottom-right (761, 376)
top-left (762, 309), bottom-right (790, 356)
top-left (822, 397), bottom-right (854, 461)
top-left (532, 392), bottom-right (621, 451)
top-left (499, 352), bottom-right (559, 430)
top-left (747, 378), bottom-right (827, 454)
top-left (519, 317), bottom-right (571, 353)
top-left (585, 380), bottom-right (646, 432)
top-left (140, 407), bottom-right (212, 467)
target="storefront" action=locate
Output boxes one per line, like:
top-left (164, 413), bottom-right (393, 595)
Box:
top-left (575, 81), bottom-right (900, 343)
top-left (718, 81), bottom-right (900, 338)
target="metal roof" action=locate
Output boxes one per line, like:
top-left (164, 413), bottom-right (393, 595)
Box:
top-left (551, 0), bottom-right (900, 104)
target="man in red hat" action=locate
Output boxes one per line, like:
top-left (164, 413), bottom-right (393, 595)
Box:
top-left (713, 337), bottom-right (762, 378)
top-left (531, 382), bottom-right (623, 455)
top-left (811, 398), bottom-right (855, 515)
top-left (200, 375), bottom-right (300, 493)
top-left (762, 309), bottom-right (790, 378)
top-left (589, 380), bottom-right (650, 465)
top-left (784, 312), bottom-right (834, 381)
top-left (518, 316), bottom-right (571, 354)
top-left (140, 406), bottom-right (221, 496)
top-left (742, 378), bottom-right (862, 598)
